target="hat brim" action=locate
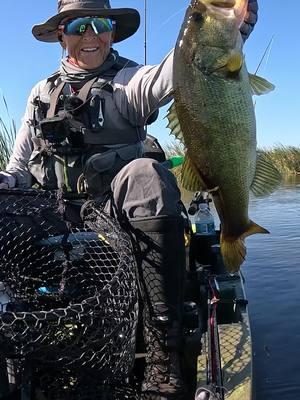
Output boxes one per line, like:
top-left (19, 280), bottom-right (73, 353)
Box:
top-left (32, 7), bottom-right (140, 43)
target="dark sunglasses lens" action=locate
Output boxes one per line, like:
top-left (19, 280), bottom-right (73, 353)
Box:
top-left (64, 17), bottom-right (113, 35)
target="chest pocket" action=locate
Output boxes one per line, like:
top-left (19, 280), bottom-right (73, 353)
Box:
top-left (82, 82), bottom-right (143, 146)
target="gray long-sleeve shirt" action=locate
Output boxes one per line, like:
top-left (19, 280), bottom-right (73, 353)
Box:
top-left (6, 50), bottom-right (174, 187)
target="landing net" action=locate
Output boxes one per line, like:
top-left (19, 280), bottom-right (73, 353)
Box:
top-left (0, 189), bottom-right (138, 399)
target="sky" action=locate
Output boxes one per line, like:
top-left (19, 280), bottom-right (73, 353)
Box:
top-left (0, 1), bottom-right (299, 148)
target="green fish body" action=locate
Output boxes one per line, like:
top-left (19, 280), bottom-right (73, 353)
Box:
top-left (170, 0), bottom-right (280, 272)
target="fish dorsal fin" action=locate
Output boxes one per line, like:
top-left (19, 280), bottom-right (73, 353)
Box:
top-left (249, 74), bottom-right (275, 96)
top-left (166, 103), bottom-right (204, 192)
top-left (251, 152), bottom-right (282, 197)
top-left (166, 102), bottom-right (185, 145)
top-left (181, 155), bottom-right (205, 192)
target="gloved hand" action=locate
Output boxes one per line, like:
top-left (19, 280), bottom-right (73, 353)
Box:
top-left (0, 172), bottom-right (16, 189)
top-left (240, 0), bottom-right (258, 42)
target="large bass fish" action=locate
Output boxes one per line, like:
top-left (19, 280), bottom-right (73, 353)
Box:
top-left (168, 0), bottom-right (281, 272)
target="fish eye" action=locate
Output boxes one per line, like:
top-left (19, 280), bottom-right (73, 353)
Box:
top-left (192, 12), bottom-right (204, 24)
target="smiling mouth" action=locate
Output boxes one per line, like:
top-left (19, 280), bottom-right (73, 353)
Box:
top-left (81, 47), bottom-right (99, 53)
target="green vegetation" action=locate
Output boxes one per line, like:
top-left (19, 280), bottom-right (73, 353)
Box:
top-left (0, 97), bottom-right (16, 170)
top-left (164, 141), bottom-right (185, 158)
top-left (261, 145), bottom-right (300, 175)
top-left (164, 141), bottom-right (300, 176)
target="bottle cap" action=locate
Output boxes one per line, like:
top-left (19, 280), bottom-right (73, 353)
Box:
top-left (161, 156), bottom-right (184, 169)
top-left (171, 155), bottom-right (184, 168)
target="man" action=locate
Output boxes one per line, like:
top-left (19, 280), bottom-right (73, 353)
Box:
top-left (0, 0), bottom-right (258, 398)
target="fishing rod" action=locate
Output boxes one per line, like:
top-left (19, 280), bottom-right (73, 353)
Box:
top-left (144, 0), bottom-right (149, 134)
top-left (254, 35), bottom-right (274, 76)
top-left (144, 0), bottom-right (147, 65)
top-left (253, 36), bottom-right (274, 108)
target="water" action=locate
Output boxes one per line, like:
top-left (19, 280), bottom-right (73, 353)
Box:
top-left (244, 176), bottom-right (300, 400)
top-left (184, 176), bottom-right (300, 400)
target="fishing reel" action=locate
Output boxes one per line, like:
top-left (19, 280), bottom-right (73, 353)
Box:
top-left (188, 191), bottom-right (212, 216)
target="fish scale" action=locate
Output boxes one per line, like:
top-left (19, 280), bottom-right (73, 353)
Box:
top-left (175, 63), bottom-right (255, 226)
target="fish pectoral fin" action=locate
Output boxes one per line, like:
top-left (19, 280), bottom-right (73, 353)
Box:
top-left (166, 102), bottom-right (185, 145)
top-left (205, 52), bottom-right (243, 74)
top-left (227, 51), bottom-right (244, 72)
top-left (249, 73), bottom-right (275, 96)
top-left (251, 152), bottom-right (282, 197)
top-left (181, 155), bottom-right (205, 192)
top-left (221, 222), bottom-right (269, 273)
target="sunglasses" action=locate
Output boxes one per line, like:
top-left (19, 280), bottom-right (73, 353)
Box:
top-left (63, 17), bottom-right (114, 36)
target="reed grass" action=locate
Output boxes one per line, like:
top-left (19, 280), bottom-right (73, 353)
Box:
top-left (0, 96), bottom-right (17, 170)
top-left (164, 141), bottom-right (300, 176)
top-left (260, 145), bottom-right (300, 175)
top-left (164, 141), bottom-right (185, 158)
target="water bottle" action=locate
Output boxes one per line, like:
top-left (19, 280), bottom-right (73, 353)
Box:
top-left (194, 202), bottom-right (215, 236)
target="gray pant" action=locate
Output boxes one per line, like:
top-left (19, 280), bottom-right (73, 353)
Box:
top-left (105, 158), bottom-right (182, 220)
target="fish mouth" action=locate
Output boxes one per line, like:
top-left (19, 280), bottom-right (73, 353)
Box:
top-left (210, 0), bottom-right (236, 8)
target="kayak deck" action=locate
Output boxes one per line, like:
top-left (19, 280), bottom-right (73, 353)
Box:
top-left (196, 269), bottom-right (252, 400)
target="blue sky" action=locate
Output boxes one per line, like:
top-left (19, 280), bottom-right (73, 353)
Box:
top-left (0, 1), bottom-right (298, 148)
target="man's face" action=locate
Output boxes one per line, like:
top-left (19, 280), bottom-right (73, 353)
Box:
top-left (60, 23), bottom-right (113, 70)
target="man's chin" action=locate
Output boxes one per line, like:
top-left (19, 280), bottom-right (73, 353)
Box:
top-left (69, 50), bottom-right (110, 69)
top-left (80, 56), bottom-right (105, 70)
top-left (77, 60), bottom-right (102, 70)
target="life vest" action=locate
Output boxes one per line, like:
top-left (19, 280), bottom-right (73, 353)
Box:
top-left (28, 56), bottom-right (153, 193)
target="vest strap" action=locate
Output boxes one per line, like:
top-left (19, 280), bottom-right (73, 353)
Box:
top-left (46, 81), bottom-right (66, 118)
top-left (47, 77), bottom-right (104, 119)
top-left (76, 77), bottom-right (99, 103)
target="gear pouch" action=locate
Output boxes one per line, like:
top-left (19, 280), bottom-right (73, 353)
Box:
top-left (83, 150), bottom-right (129, 198)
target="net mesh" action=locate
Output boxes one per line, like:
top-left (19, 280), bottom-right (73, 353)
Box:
top-left (0, 189), bottom-right (139, 399)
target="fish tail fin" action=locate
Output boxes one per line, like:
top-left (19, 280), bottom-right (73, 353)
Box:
top-left (220, 221), bottom-right (269, 273)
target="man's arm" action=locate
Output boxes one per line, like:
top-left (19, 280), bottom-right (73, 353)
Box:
top-left (240, 0), bottom-right (258, 42)
top-left (112, 50), bottom-right (174, 127)
top-left (5, 83), bottom-right (44, 187)
top-left (6, 122), bottom-right (33, 188)
top-left (113, 2), bottom-right (258, 126)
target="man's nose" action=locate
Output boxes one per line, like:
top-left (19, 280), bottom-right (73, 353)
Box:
top-left (83, 25), bottom-right (97, 38)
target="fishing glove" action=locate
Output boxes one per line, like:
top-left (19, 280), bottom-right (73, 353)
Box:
top-left (240, 0), bottom-right (258, 42)
top-left (0, 172), bottom-right (16, 189)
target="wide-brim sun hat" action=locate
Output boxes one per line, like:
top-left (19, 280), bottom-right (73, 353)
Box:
top-left (32, 0), bottom-right (140, 43)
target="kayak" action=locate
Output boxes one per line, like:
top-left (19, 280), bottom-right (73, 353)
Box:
top-left (184, 220), bottom-right (252, 400)
top-left (193, 237), bottom-right (252, 400)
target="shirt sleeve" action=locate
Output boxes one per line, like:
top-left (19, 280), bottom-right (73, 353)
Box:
top-left (112, 49), bottom-right (174, 127)
top-left (5, 81), bottom-right (45, 187)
